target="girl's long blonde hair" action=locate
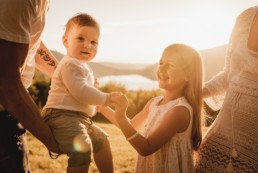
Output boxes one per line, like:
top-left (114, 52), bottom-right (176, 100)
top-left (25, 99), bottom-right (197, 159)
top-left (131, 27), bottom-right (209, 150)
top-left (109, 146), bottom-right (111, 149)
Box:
top-left (169, 44), bottom-right (204, 150)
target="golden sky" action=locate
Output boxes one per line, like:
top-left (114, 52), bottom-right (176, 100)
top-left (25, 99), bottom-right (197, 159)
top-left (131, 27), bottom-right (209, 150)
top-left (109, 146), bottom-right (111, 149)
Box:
top-left (43, 0), bottom-right (257, 63)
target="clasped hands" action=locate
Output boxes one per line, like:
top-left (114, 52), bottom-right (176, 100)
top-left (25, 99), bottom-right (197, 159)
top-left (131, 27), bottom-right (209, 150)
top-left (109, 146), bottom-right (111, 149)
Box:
top-left (94, 78), bottom-right (128, 118)
top-left (94, 78), bottom-right (127, 112)
top-left (103, 92), bottom-right (128, 118)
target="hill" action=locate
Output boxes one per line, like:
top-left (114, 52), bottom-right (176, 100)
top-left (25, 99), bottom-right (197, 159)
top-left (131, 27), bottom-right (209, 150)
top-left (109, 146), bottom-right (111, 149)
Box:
top-left (51, 45), bottom-right (227, 81)
top-left (200, 45), bottom-right (226, 81)
top-left (138, 45), bottom-right (227, 81)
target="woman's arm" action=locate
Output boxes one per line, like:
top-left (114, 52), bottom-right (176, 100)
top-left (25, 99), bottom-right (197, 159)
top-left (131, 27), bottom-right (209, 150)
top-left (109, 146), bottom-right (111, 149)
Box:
top-left (203, 45), bottom-right (231, 98)
top-left (203, 14), bottom-right (243, 98)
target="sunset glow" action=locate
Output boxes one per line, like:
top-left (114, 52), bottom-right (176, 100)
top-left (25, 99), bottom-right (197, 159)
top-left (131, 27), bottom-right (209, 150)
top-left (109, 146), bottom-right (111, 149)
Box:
top-left (42, 0), bottom-right (257, 63)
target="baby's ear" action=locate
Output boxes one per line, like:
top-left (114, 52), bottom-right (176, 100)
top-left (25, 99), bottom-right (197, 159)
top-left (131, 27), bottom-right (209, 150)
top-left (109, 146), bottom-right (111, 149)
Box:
top-left (62, 35), bottom-right (68, 48)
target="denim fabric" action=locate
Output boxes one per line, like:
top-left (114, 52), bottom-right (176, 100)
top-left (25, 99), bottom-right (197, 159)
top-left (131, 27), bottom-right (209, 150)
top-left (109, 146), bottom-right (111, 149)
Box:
top-left (0, 110), bottom-right (30, 173)
top-left (42, 108), bottom-right (108, 167)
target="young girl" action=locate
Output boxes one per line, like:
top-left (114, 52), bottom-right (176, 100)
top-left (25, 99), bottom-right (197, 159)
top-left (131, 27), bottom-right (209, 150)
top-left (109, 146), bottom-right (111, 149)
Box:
top-left (42, 13), bottom-right (115, 173)
top-left (99, 43), bottom-right (204, 173)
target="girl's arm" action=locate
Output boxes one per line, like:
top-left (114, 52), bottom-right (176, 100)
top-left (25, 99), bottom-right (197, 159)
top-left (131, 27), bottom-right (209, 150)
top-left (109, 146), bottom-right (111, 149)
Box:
top-left (113, 95), bottom-right (190, 156)
top-left (130, 99), bottom-right (152, 131)
top-left (98, 106), bottom-right (119, 127)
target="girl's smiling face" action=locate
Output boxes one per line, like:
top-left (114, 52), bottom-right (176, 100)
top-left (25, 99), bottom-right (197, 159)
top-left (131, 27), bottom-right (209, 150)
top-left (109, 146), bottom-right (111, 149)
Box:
top-left (63, 25), bottom-right (99, 63)
top-left (157, 49), bottom-right (188, 91)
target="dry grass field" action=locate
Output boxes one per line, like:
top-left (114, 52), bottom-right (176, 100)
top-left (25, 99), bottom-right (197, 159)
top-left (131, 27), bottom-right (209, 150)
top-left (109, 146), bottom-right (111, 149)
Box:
top-left (28, 122), bottom-right (137, 173)
top-left (28, 121), bottom-right (208, 173)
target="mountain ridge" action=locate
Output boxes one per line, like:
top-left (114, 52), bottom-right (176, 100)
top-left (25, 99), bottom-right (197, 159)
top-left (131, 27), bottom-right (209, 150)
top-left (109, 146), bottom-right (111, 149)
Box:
top-left (51, 44), bottom-right (227, 81)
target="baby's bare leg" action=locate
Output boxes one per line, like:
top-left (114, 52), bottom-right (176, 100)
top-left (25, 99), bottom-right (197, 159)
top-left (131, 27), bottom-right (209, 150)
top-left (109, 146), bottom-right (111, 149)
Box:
top-left (67, 164), bottom-right (90, 173)
top-left (93, 139), bottom-right (113, 173)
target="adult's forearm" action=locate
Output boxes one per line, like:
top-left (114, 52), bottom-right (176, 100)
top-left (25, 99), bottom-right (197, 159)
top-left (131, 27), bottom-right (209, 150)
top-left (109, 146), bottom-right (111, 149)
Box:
top-left (0, 39), bottom-right (59, 153)
top-left (203, 74), bottom-right (228, 98)
top-left (0, 80), bottom-right (59, 153)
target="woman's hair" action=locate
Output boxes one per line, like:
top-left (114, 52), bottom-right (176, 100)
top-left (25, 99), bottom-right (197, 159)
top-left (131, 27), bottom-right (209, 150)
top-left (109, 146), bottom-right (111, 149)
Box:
top-left (64, 13), bottom-right (100, 36)
top-left (167, 44), bottom-right (204, 150)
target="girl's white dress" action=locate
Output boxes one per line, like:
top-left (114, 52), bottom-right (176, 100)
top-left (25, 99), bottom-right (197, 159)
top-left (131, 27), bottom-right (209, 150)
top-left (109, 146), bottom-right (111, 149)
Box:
top-left (196, 6), bottom-right (258, 172)
top-left (135, 96), bottom-right (194, 173)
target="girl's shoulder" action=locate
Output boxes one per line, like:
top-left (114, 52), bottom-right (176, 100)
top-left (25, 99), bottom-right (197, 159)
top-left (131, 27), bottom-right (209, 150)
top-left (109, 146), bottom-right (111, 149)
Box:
top-left (175, 97), bottom-right (193, 114)
top-left (149, 96), bottom-right (163, 108)
top-left (161, 97), bottom-right (193, 120)
top-left (149, 96), bottom-right (192, 118)
top-left (170, 97), bottom-right (193, 135)
top-left (149, 96), bottom-right (192, 115)
top-left (149, 96), bottom-right (191, 109)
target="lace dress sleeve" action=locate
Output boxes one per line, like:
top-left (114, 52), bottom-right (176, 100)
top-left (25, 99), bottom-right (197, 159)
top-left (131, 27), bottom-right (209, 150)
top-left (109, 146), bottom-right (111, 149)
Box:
top-left (204, 23), bottom-right (236, 110)
top-left (203, 44), bottom-right (231, 110)
top-left (204, 7), bottom-right (258, 111)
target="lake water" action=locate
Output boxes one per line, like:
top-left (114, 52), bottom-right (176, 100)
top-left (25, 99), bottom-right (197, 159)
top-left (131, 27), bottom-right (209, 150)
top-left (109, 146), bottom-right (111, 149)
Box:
top-left (98, 75), bottom-right (159, 90)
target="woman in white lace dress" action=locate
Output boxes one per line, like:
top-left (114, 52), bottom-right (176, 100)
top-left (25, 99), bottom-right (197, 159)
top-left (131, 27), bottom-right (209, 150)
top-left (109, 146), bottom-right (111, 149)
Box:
top-left (99, 44), bottom-right (204, 173)
top-left (196, 6), bottom-right (258, 172)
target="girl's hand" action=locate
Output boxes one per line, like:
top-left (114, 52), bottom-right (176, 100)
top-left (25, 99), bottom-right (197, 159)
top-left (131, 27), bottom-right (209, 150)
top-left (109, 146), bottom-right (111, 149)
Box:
top-left (104, 92), bottom-right (128, 114)
top-left (112, 93), bottom-right (128, 120)
top-left (104, 92), bottom-right (122, 107)
top-left (114, 94), bottom-right (128, 112)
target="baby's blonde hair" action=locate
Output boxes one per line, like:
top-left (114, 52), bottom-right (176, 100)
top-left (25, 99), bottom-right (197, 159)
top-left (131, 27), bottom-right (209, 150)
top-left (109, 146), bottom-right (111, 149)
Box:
top-left (64, 13), bottom-right (100, 36)
top-left (166, 44), bottom-right (204, 150)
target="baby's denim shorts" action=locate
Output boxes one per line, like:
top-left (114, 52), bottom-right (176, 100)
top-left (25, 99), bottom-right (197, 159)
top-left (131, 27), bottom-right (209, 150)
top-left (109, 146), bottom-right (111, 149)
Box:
top-left (42, 108), bottom-right (108, 167)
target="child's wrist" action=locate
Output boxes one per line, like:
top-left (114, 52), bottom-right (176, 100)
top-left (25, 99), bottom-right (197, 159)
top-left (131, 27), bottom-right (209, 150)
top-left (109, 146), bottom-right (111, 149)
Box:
top-left (96, 106), bottom-right (101, 113)
top-left (103, 94), bottom-right (110, 106)
top-left (115, 111), bottom-right (127, 121)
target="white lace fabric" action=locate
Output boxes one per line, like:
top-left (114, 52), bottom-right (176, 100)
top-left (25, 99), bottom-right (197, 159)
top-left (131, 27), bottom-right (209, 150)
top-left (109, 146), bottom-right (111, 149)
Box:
top-left (135, 96), bottom-right (195, 173)
top-left (196, 6), bottom-right (258, 172)
top-left (204, 6), bottom-right (258, 110)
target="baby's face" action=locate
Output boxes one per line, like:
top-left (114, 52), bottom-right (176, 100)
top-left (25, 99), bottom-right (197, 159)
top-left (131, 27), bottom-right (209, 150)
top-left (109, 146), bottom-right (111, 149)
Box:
top-left (63, 25), bottom-right (99, 63)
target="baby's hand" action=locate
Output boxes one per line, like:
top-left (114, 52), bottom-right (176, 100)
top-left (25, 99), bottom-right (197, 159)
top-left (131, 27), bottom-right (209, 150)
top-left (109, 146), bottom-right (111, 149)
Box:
top-left (104, 92), bottom-right (120, 107)
top-left (105, 92), bottom-right (128, 111)
top-left (94, 78), bottom-right (99, 88)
